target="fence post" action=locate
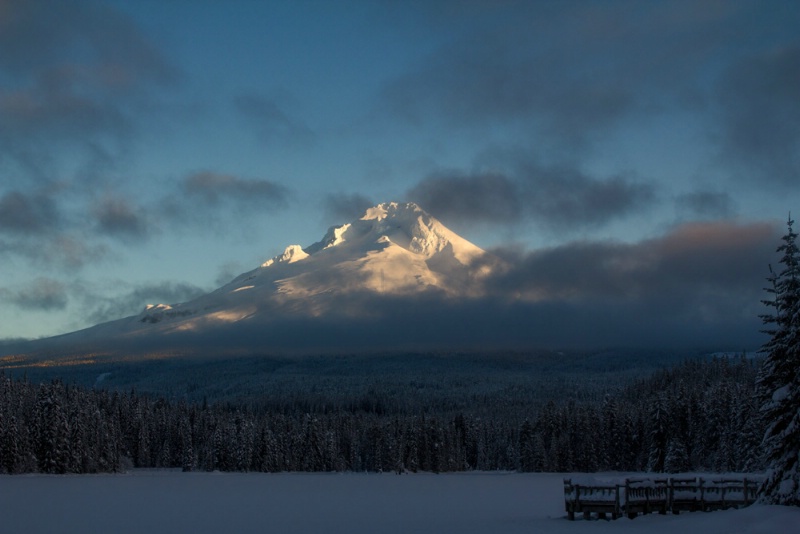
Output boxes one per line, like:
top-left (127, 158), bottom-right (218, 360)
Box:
top-left (699, 477), bottom-right (706, 512)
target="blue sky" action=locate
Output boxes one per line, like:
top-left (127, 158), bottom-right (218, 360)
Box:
top-left (1, 0), bottom-right (798, 344)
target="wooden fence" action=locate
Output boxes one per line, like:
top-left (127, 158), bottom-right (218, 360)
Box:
top-left (563, 476), bottom-right (761, 520)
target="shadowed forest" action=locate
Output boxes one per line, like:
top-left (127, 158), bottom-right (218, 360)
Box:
top-left (0, 355), bottom-right (761, 475)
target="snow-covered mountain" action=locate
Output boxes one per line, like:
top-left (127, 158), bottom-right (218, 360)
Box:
top-left (227, 200), bottom-right (488, 299)
top-left (139, 201), bottom-right (488, 322)
top-left (16, 202), bottom-right (497, 355)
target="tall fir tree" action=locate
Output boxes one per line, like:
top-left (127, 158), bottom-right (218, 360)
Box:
top-left (757, 215), bottom-right (800, 506)
top-left (647, 394), bottom-right (669, 473)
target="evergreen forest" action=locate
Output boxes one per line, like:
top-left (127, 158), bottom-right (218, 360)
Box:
top-left (0, 355), bottom-right (763, 475)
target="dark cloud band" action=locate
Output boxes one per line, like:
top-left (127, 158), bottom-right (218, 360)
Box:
top-left (0, 190), bottom-right (60, 235)
top-left (408, 159), bottom-right (655, 232)
top-left (2, 278), bottom-right (68, 311)
top-left (182, 172), bottom-right (289, 207)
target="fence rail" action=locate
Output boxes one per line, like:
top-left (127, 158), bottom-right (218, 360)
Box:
top-left (563, 476), bottom-right (761, 520)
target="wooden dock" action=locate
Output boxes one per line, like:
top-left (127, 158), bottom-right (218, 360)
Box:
top-left (564, 476), bottom-right (761, 520)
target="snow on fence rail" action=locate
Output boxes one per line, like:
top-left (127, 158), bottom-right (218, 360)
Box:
top-left (563, 475), bottom-right (762, 521)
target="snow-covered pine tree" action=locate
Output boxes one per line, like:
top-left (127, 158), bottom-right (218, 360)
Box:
top-left (517, 419), bottom-right (537, 472)
top-left (180, 417), bottom-right (195, 472)
top-left (664, 437), bottom-right (690, 473)
top-left (757, 215), bottom-right (800, 506)
top-left (647, 394), bottom-right (669, 473)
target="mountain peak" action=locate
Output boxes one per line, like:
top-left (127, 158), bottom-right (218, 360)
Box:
top-left (300, 201), bottom-right (479, 265)
top-left (361, 201), bottom-right (422, 221)
top-left (235, 200), bottom-right (490, 302)
top-left (261, 244), bottom-right (309, 267)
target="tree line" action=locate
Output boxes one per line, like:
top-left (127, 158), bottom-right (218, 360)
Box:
top-left (0, 355), bottom-right (762, 475)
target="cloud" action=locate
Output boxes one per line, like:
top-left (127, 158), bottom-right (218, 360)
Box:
top-left (0, 0), bottom-right (175, 82)
top-left (377, 0), bottom-right (800, 187)
top-left (378, 1), bottom-right (741, 148)
top-left (675, 191), bottom-right (735, 219)
top-left (322, 193), bottom-right (375, 223)
top-left (92, 196), bottom-right (149, 240)
top-left (0, 190), bottom-right (60, 234)
top-left (182, 171), bottom-right (289, 208)
top-left (380, 27), bottom-right (636, 147)
top-left (64, 280), bottom-right (770, 355)
top-left (215, 261), bottom-right (246, 287)
top-left (408, 156), bottom-right (655, 232)
top-left (234, 94), bottom-right (315, 147)
top-left (409, 172), bottom-right (520, 225)
top-left (0, 234), bottom-right (109, 270)
top-left (2, 277), bottom-right (68, 311)
top-left (0, 0), bottom-right (181, 276)
top-left (50, 235), bottom-right (110, 269)
top-left (714, 43), bottom-right (800, 186)
top-left (0, 188), bottom-right (122, 269)
top-left (0, 0), bottom-right (179, 180)
top-left (485, 221), bottom-right (777, 322)
top-left (154, 171), bottom-right (293, 237)
top-left (84, 281), bottom-right (208, 325)
top-left (516, 163), bottom-right (656, 230)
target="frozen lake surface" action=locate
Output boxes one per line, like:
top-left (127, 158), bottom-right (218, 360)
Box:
top-left (1, 471), bottom-right (797, 534)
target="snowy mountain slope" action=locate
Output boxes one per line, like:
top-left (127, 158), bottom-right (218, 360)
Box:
top-left (125, 201), bottom-right (491, 328)
top-left (10, 202), bottom-right (497, 355)
top-left (243, 200), bottom-right (488, 296)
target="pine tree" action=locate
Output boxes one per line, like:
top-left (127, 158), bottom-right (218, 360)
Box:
top-left (518, 419), bottom-right (537, 472)
top-left (180, 417), bottom-right (195, 472)
top-left (2, 415), bottom-right (19, 474)
top-left (647, 394), bottom-right (669, 473)
top-left (664, 437), bottom-right (690, 473)
top-left (757, 215), bottom-right (800, 506)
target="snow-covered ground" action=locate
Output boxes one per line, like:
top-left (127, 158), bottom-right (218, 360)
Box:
top-left (1, 471), bottom-right (797, 534)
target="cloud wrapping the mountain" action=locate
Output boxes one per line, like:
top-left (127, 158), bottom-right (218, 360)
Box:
top-left (282, 220), bottom-right (777, 350)
top-left (84, 281), bottom-right (208, 326)
top-left (486, 221), bottom-right (775, 303)
top-left (66, 219), bottom-right (780, 354)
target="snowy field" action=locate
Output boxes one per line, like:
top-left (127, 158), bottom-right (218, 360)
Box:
top-left (1, 471), bottom-right (798, 534)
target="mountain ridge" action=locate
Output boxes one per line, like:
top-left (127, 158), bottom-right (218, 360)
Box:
top-left (4, 201), bottom-right (501, 359)
top-left (146, 201), bottom-right (492, 319)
